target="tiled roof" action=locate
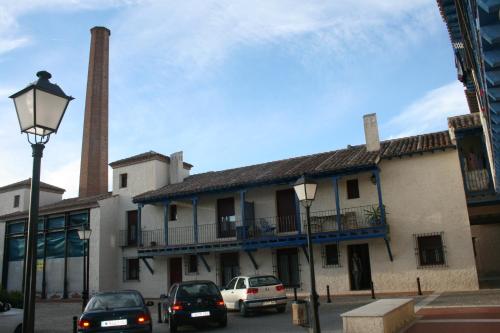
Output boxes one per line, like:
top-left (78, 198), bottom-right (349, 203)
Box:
top-left (448, 113), bottom-right (482, 131)
top-left (134, 131), bottom-right (454, 202)
top-left (465, 90), bottom-right (480, 114)
top-left (0, 178), bottom-right (65, 194)
top-left (0, 193), bottom-right (113, 221)
top-left (109, 151), bottom-right (193, 170)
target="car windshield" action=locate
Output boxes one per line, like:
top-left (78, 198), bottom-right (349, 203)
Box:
top-left (85, 292), bottom-right (142, 311)
top-left (249, 276), bottom-right (280, 287)
top-left (176, 283), bottom-right (220, 298)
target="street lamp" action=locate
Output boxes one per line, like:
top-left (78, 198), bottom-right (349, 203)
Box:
top-left (293, 175), bottom-right (321, 333)
top-left (9, 71), bottom-right (73, 333)
top-left (78, 227), bottom-right (92, 311)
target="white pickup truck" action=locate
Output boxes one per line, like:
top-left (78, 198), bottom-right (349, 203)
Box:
top-left (220, 275), bottom-right (288, 316)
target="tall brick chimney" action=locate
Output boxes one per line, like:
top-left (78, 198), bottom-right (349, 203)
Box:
top-left (79, 27), bottom-right (110, 197)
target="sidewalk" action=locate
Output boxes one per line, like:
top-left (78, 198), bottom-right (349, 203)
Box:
top-left (405, 290), bottom-right (500, 333)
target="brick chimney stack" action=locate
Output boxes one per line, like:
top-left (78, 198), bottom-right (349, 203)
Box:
top-left (79, 26), bottom-right (110, 197)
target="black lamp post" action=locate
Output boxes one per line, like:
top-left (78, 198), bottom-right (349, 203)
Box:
top-left (9, 71), bottom-right (73, 333)
top-left (293, 175), bottom-right (321, 333)
top-left (78, 227), bottom-right (92, 311)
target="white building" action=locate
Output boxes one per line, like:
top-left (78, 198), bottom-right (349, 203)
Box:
top-left (2, 113), bottom-right (499, 298)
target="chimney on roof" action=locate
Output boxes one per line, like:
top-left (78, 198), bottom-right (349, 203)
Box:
top-left (79, 26), bottom-right (111, 197)
top-left (363, 113), bottom-right (380, 152)
top-left (169, 151), bottom-right (186, 184)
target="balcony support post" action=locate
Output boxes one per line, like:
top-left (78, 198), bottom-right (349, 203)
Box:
top-left (374, 169), bottom-right (386, 225)
top-left (240, 190), bottom-right (246, 239)
top-left (197, 253), bottom-right (211, 272)
top-left (246, 251), bottom-right (259, 270)
top-left (294, 194), bottom-right (302, 234)
top-left (192, 197), bottom-right (198, 244)
top-left (332, 176), bottom-right (342, 231)
top-left (163, 200), bottom-right (169, 246)
top-left (137, 204), bottom-right (143, 247)
top-left (141, 257), bottom-right (154, 274)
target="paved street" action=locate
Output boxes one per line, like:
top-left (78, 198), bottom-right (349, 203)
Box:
top-left (32, 291), bottom-right (500, 332)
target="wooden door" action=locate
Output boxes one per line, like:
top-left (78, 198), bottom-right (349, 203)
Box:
top-left (277, 248), bottom-right (300, 287)
top-left (347, 244), bottom-right (372, 291)
top-left (217, 197), bottom-right (236, 238)
top-left (276, 189), bottom-right (297, 233)
top-left (127, 210), bottom-right (138, 246)
top-left (169, 257), bottom-right (183, 286)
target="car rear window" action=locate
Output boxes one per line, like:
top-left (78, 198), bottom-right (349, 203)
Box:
top-left (86, 292), bottom-right (142, 311)
top-left (249, 276), bottom-right (280, 287)
top-left (177, 283), bottom-right (220, 298)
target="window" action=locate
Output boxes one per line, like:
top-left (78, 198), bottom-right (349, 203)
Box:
top-left (120, 173), bottom-right (128, 188)
top-left (226, 278), bottom-right (237, 290)
top-left (124, 258), bottom-right (140, 281)
top-left (347, 179), bottom-right (360, 199)
top-left (47, 216), bottom-right (65, 230)
top-left (414, 233), bottom-right (446, 267)
top-left (323, 244), bottom-right (340, 267)
top-left (169, 205), bottom-right (178, 221)
top-left (187, 255), bottom-right (198, 274)
top-left (13, 195), bottom-right (20, 208)
top-left (217, 198), bottom-right (236, 238)
top-left (236, 278), bottom-right (246, 289)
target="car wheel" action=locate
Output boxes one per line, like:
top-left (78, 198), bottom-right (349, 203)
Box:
top-left (239, 301), bottom-right (248, 317)
top-left (219, 315), bottom-right (228, 327)
top-left (276, 305), bottom-right (286, 313)
top-left (14, 324), bottom-right (22, 333)
top-left (169, 316), bottom-right (178, 332)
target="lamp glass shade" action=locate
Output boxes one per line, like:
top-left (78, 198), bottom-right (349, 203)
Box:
top-left (78, 229), bottom-right (92, 240)
top-left (293, 176), bottom-right (317, 207)
top-left (10, 71), bottom-right (73, 136)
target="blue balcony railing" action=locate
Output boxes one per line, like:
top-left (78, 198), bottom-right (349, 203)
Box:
top-left (137, 204), bottom-right (383, 248)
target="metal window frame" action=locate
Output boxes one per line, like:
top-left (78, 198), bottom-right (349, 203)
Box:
top-left (321, 243), bottom-right (341, 268)
top-left (413, 232), bottom-right (447, 269)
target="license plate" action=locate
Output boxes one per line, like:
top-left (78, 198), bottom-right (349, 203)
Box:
top-left (101, 319), bottom-right (127, 327)
top-left (263, 301), bottom-right (276, 306)
top-left (191, 311), bottom-right (210, 318)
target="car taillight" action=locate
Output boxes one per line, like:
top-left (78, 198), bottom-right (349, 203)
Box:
top-left (276, 284), bottom-right (285, 291)
top-left (216, 300), bottom-right (225, 306)
top-left (246, 288), bottom-right (259, 294)
top-left (78, 319), bottom-right (91, 329)
top-left (172, 302), bottom-right (183, 311)
top-left (136, 313), bottom-right (151, 324)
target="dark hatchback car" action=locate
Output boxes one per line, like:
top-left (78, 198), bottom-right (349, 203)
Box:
top-left (162, 280), bottom-right (227, 332)
top-left (78, 290), bottom-right (154, 332)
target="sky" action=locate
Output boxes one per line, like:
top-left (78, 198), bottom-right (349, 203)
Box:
top-left (0, 0), bottom-right (468, 198)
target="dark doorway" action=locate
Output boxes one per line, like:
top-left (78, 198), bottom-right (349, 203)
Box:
top-left (276, 189), bottom-right (297, 233)
top-left (217, 197), bottom-right (236, 238)
top-left (127, 210), bottom-right (138, 246)
top-left (347, 244), bottom-right (372, 290)
top-left (169, 257), bottom-right (183, 286)
top-left (220, 252), bottom-right (239, 286)
top-left (276, 248), bottom-right (300, 288)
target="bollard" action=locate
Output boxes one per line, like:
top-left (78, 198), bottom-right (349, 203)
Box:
top-left (72, 316), bottom-right (78, 333)
top-left (293, 287), bottom-right (298, 302)
top-left (158, 301), bottom-right (163, 323)
top-left (370, 281), bottom-right (375, 299)
top-left (326, 285), bottom-right (332, 303)
top-left (417, 277), bottom-right (422, 296)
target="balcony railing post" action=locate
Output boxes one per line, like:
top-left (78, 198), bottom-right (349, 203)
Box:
top-left (163, 200), bottom-right (169, 246)
top-left (192, 197), bottom-right (198, 244)
top-left (373, 169), bottom-right (385, 225)
top-left (332, 176), bottom-right (342, 231)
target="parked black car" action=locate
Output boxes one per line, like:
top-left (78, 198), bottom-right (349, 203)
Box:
top-left (77, 290), bottom-right (154, 332)
top-left (162, 280), bottom-right (227, 332)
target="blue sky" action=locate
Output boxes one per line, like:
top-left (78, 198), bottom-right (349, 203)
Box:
top-left (0, 0), bottom-right (468, 197)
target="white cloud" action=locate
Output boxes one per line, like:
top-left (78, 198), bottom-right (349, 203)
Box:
top-left (42, 158), bottom-right (81, 198)
top-left (384, 82), bottom-right (469, 138)
top-left (112, 0), bottom-right (440, 76)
